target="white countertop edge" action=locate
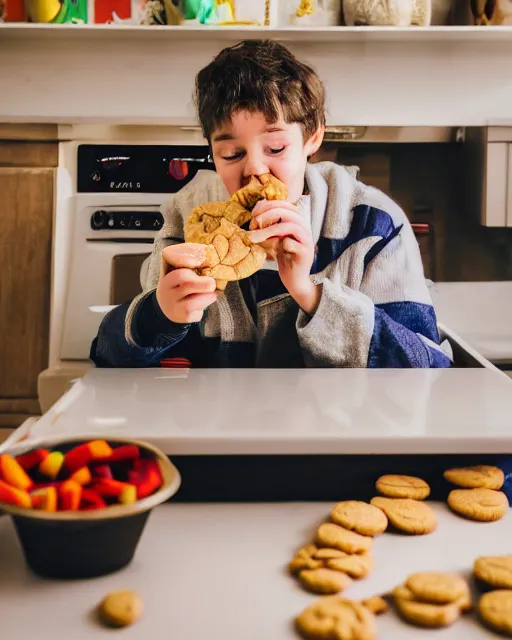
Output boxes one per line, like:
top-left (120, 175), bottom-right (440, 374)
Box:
top-left (131, 436), bottom-right (512, 456)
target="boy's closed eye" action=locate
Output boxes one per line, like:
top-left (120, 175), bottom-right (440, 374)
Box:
top-left (220, 146), bottom-right (286, 161)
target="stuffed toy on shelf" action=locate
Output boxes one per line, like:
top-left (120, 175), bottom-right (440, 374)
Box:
top-left (469, 0), bottom-right (512, 23)
top-left (342, 0), bottom-right (459, 25)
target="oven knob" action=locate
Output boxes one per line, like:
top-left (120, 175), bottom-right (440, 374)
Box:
top-left (91, 210), bottom-right (107, 230)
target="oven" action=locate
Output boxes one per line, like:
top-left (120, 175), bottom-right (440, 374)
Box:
top-left (60, 144), bottom-right (214, 360)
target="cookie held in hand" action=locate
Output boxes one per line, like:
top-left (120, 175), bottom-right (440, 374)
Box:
top-left (183, 174), bottom-right (287, 290)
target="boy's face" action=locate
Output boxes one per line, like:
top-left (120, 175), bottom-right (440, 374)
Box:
top-left (210, 110), bottom-right (324, 204)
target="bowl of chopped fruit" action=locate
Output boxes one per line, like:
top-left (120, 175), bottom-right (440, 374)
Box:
top-left (0, 436), bottom-right (180, 579)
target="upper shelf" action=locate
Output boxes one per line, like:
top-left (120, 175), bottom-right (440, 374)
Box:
top-left (2, 22), bottom-right (512, 43)
top-left (2, 22), bottom-right (512, 127)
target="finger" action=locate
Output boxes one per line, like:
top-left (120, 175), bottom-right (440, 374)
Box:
top-left (181, 292), bottom-right (217, 314)
top-left (252, 199), bottom-right (298, 216)
top-left (167, 269), bottom-right (216, 293)
top-left (250, 209), bottom-right (308, 231)
top-left (248, 222), bottom-right (310, 245)
top-left (162, 243), bottom-right (206, 269)
top-left (281, 237), bottom-right (305, 256)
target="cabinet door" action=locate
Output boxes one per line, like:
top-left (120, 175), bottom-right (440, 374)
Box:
top-left (0, 167), bottom-right (54, 417)
top-left (485, 143), bottom-right (508, 227)
top-left (508, 144), bottom-right (512, 227)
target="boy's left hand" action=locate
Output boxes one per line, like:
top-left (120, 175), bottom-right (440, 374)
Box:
top-left (248, 200), bottom-right (321, 315)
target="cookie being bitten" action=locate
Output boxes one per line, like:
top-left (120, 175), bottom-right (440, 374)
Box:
top-left (182, 174), bottom-right (287, 290)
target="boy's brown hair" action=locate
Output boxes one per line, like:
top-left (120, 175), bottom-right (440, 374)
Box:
top-left (194, 40), bottom-right (326, 142)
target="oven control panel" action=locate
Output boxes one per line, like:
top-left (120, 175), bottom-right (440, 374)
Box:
top-left (90, 210), bottom-right (164, 232)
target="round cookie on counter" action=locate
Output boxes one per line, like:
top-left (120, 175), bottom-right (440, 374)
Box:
top-left (478, 590), bottom-right (512, 636)
top-left (474, 555), bottom-right (512, 590)
top-left (447, 488), bottom-right (508, 522)
top-left (296, 596), bottom-right (377, 640)
top-left (330, 500), bottom-right (388, 537)
top-left (375, 475), bottom-right (431, 500)
top-left (98, 590), bottom-right (143, 628)
top-left (444, 465), bottom-right (505, 491)
top-left (370, 497), bottom-right (437, 535)
top-left (316, 522), bottom-right (373, 554)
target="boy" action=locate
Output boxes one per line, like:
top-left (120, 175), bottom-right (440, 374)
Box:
top-left (90, 40), bottom-right (451, 369)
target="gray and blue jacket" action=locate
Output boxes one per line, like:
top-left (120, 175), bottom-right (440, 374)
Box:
top-left (90, 162), bottom-right (452, 369)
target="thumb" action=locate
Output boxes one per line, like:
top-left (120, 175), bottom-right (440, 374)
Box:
top-left (161, 243), bottom-right (206, 269)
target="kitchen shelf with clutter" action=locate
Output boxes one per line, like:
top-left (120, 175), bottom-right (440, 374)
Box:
top-left (1, 0), bottom-right (511, 32)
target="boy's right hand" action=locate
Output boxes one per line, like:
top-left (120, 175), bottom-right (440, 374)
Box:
top-left (156, 243), bottom-right (217, 324)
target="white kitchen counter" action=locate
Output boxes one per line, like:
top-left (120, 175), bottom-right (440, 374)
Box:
top-left (430, 282), bottom-right (512, 363)
top-left (0, 501), bottom-right (509, 639)
top-left (17, 367), bottom-right (512, 456)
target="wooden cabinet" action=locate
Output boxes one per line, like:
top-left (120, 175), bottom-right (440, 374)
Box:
top-left (0, 136), bottom-right (57, 429)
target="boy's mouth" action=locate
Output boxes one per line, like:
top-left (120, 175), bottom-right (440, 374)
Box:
top-left (241, 173), bottom-right (274, 188)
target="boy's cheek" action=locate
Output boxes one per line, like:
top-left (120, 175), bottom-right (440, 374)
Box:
top-left (215, 169), bottom-right (242, 197)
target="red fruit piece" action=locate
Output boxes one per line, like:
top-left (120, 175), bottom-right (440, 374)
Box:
top-left (93, 479), bottom-right (131, 498)
top-left (16, 448), bottom-right (50, 471)
top-left (109, 445), bottom-right (140, 463)
top-left (80, 489), bottom-right (106, 510)
top-left (92, 464), bottom-right (112, 480)
top-left (128, 459), bottom-right (163, 499)
top-left (0, 454), bottom-right (33, 491)
top-left (60, 480), bottom-right (82, 511)
top-left (64, 440), bottom-right (113, 472)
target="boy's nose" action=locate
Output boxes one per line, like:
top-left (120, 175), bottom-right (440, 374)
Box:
top-left (243, 156), bottom-right (269, 182)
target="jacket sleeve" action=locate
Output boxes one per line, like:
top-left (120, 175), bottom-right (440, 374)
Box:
top-left (295, 201), bottom-right (452, 368)
top-left (90, 170), bottom-right (227, 368)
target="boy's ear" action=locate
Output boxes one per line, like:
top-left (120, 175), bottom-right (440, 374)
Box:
top-left (305, 125), bottom-right (325, 157)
